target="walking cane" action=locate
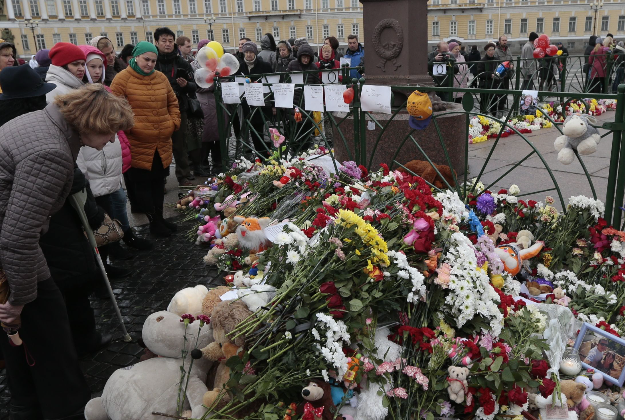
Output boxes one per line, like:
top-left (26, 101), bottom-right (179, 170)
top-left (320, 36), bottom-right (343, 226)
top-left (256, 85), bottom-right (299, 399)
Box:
top-left (69, 190), bottom-right (132, 343)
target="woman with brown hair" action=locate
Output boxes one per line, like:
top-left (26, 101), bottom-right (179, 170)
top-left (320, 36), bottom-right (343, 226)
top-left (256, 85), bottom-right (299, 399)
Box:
top-left (0, 83), bottom-right (133, 419)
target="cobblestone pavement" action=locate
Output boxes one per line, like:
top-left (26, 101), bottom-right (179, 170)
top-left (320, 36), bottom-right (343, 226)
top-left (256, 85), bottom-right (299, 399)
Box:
top-left (0, 216), bottom-right (221, 418)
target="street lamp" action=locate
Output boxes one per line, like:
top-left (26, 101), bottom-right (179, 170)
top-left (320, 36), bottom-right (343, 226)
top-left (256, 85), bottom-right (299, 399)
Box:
top-left (205, 17), bottom-right (215, 41)
top-left (591, 0), bottom-right (603, 36)
top-left (24, 18), bottom-right (39, 52)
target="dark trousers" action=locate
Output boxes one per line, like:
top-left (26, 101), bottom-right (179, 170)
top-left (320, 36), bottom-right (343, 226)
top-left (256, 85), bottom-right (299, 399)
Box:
top-left (0, 278), bottom-right (90, 418)
top-left (521, 78), bottom-right (535, 90)
top-left (172, 111), bottom-right (191, 181)
top-left (201, 141), bottom-right (223, 174)
top-left (127, 151), bottom-right (166, 217)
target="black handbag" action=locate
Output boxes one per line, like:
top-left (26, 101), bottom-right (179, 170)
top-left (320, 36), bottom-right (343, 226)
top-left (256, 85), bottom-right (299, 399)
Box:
top-left (188, 97), bottom-right (204, 119)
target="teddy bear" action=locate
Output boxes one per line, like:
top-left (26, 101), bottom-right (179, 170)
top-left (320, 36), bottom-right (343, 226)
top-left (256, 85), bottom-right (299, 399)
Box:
top-left (84, 311), bottom-right (213, 420)
top-left (203, 231), bottom-right (239, 265)
top-left (561, 379), bottom-right (595, 420)
top-left (234, 216), bottom-right (272, 253)
top-left (196, 300), bottom-right (254, 410)
top-left (447, 366), bottom-right (470, 404)
top-left (494, 241), bottom-right (544, 277)
top-left (535, 392), bottom-right (578, 420)
top-left (168, 285), bottom-right (209, 317)
top-left (201, 286), bottom-right (232, 317)
top-left (487, 224), bottom-right (504, 245)
top-left (296, 380), bottom-right (336, 420)
top-left (215, 217), bottom-right (239, 240)
top-left (516, 230), bottom-right (534, 250)
top-left (554, 114), bottom-right (601, 165)
top-left (399, 160), bottom-right (456, 189)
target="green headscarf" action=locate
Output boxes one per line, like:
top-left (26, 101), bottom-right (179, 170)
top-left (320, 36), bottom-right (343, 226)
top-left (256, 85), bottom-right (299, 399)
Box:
top-left (129, 41), bottom-right (158, 76)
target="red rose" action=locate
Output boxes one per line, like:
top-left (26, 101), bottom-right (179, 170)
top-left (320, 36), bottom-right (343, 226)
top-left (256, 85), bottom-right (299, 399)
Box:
top-left (508, 386), bottom-right (528, 406)
top-left (528, 200), bottom-right (537, 208)
top-left (478, 388), bottom-right (495, 416)
top-left (232, 183), bottom-right (243, 194)
top-left (539, 378), bottom-right (556, 398)
top-left (327, 294), bottom-right (344, 308)
top-left (320, 282), bottom-right (338, 295)
top-left (330, 306), bottom-right (346, 318)
top-left (232, 260), bottom-right (242, 270)
top-left (530, 360), bottom-right (549, 379)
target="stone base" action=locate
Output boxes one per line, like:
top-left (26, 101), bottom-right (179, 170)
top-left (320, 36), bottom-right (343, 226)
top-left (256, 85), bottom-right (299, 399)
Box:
top-left (333, 102), bottom-right (467, 176)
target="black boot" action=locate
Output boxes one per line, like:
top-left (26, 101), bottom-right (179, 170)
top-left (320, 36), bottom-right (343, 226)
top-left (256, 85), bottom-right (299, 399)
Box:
top-left (102, 263), bottom-right (132, 279)
top-left (147, 213), bottom-right (172, 237)
top-left (9, 402), bottom-right (43, 420)
top-left (161, 218), bottom-right (178, 233)
top-left (108, 241), bottom-right (134, 261)
top-left (155, 204), bottom-right (177, 233)
top-left (123, 228), bottom-right (153, 250)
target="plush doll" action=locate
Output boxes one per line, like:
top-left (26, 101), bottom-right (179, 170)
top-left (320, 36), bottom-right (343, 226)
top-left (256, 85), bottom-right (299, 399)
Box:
top-left (447, 366), bottom-right (470, 404)
top-left (237, 284), bottom-right (276, 312)
top-left (554, 114), bottom-right (601, 165)
top-left (561, 380), bottom-right (594, 420)
top-left (167, 285), bottom-right (209, 317)
top-left (399, 160), bottom-right (456, 189)
top-left (574, 376), bottom-right (593, 392)
top-left (494, 241), bottom-right (544, 276)
top-left (215, 217), bottom-right (239, 239)
top-left (535, 392), bottom-right (578, 420)
top-left (84, 311), bottom-right (213, 420)
top-left (234, 216), bottom-right (272, 253)
top-left (196, 300), bottom-right (254, 410)
top-left (516, 230), bottom-right (534, 250)
top-left (487, 224), bottom-right (504, 245)
top-left (201, 286), bottom-right (232, 317)
top-left (203, 232), bottom-right (239, 265)
top-left (296, 380), bottom-right (336, 420)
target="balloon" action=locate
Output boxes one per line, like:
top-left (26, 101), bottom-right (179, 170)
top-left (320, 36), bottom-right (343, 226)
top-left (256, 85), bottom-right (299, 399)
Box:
top-left (207, 41), bottom-right (224, 58)
top-left (217, 53), bottom-right (240, 75)
top-left (219, 67), bottom-right (231, 77)
top-left (206, 57), bottom-right (218, 71)
top-left (343, 87), bottom-right (354, 104)
top-left (195, 67), bottom-right (214, 88)
top-left (533, 48), bottom-right (545, 59)
top-left (535, 35), bottom-right (549, 49)
top-left (546, 44), bottom-right (558, 56)
top-left (196, 46), bottom-right (218, 69)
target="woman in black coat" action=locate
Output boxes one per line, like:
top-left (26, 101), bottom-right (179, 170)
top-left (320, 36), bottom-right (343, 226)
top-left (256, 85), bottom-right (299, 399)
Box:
top-left (478, 43), bottom-right (500, 116)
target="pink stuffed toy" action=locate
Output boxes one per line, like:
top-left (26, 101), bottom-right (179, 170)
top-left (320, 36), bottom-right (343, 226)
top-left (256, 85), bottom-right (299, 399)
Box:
top-left (196, 216), bottom-right (221, 244)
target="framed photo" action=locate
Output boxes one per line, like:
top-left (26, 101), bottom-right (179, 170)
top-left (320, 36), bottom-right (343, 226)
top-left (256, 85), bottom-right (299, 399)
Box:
top-left (573, 322), bottom-right (625, 386)
top-left (519, 90), bottom-right (538, 116)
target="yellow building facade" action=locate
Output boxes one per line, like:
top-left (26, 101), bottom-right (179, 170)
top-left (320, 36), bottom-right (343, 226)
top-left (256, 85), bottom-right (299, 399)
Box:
top-left (0, 0), bottom-right (623, 57)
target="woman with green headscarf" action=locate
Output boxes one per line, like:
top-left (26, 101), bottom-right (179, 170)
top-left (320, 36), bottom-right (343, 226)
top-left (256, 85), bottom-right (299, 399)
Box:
top-left (110, 41), bottom-right (181, 237)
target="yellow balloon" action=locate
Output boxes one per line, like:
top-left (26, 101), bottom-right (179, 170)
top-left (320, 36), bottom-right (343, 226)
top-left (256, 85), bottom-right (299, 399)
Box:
top-left (208, 41), bottom-right (224, 58)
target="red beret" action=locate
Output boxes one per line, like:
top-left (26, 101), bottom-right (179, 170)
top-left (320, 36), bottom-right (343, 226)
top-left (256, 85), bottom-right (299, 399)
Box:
top-left (49, 42), bottom-right (86, 67)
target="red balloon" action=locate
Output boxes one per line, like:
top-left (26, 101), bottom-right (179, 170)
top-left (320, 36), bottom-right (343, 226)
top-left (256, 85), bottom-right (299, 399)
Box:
top-left (533, 48), bottom-right (545, 59)
top-left (343, 87), bottom-right (354, 104)
top-left (534, 35), bottom-right (549, 50)
top-left (206, 58), bottom-right (218, 71)
top-left (205, 71), bottom-right (215, 84)
top-left (546, 45), bottom-right (558, 56)
top-left (219, 67), bottom-right (231, 76)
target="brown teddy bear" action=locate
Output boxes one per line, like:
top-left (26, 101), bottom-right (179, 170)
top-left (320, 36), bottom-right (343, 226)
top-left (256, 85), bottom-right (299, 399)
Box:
top-left (561, 380), bottom-right (594, 420)
top-left (295, 380), bottom-right (336, 420)
top-left (399, 160), bottom-right (456, 189)
top-left (201, 286), bottom-right (232, 318)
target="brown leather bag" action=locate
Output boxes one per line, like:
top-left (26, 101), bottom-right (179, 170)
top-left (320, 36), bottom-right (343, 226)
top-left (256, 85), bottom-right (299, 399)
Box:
top-left (93, 213), bottom-right (124, 247)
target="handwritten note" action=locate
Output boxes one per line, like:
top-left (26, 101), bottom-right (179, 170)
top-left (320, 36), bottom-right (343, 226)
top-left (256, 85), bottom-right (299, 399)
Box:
top-left (289, 73), bottom-right (304, 85)
top-left (263, 74), bottom-right (281, 93)
top-left (340, 57), bottom-right (351, 68)
top-left (324, 85), bottom-right (349, 112)
top-left (221, 82), bottom-right (241, 104)
top-left (273, 83), bottom-right (295, 108)
top-left (235, 76), bottom-right (246, 96)
top-left (245, 83), bottom-right (265, 106)
top-left (322, 70), bottom-right (340, 84)
top-left (361, 85), bottom-right (392, 114)
top-left (304, 86), bottom-right (325, 112)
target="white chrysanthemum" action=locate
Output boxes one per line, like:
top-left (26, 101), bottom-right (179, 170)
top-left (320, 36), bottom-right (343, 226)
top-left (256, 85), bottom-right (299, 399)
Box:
top-left (286, 250), bottom-right (301, 264)
top-left (275, 232), bottom-right (293, 245)
top-left (506, 195), bottom-right (518, 204)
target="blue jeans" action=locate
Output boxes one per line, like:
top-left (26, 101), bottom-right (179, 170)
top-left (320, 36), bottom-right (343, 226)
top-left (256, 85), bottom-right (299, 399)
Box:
top-left (94, 187), bottom-right (130, 232)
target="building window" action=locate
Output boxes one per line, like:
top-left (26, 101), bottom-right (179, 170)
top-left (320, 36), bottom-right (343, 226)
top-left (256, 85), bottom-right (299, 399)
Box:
top-left (468, 20), bottom-right (476, 35)
top-left (69, 33), bottom-right (77, 44)
top-left (271, 0), bottom-right (278, 10)
top-left (536, 17), bottom-right (544, 33)
top-left (176, 30), bottom-right (183, 38)
top-left (237, 0), bottom-right (243, 12)
top-left (145, 31), bottom-right (153, 43)
top-left (569, 16), bottom-right (576, 32)
top-left (219, 0), bottom-right (227, 13)
top-left (432, 21), bottom-right (440, 36)
top-left (239, 27), bottom-right (246, 39)
top-left (351, 0), bottom-right (358, 6)
top-left (601, 16), bottom-right (609, 32)
top-left (323, 24), bottom-right (329, 38)
top-left (46, 0), bottom-right (57, 15)
top-left (111, 0), bottom-right (119, 15)
top-left (585, 16), bottom-right (593, 32)
top-left (336, 0), bottom-right (344, 8)
top-left (450, 0), bottom-right (457, 5)
top-left (450, 20), bottom-right (457, 36)
top-left (567, 41), bottom-right (575, 49)
top-left (142, 0), bottom-right (150, 15)
top-left (79, 0), bottom-right (88, 15)
top-left (305, 0), bottom-right (312, 8)
top-left (504, 19), bottom-right (511, 34)
top-left (287, 0), bottom-right (294, 9)
top-left (100, 31), bottom-right (107, 37)
top-left (36, 34), bottom-right (46, 50)
top-left (486, 19), bottom-right (493, 35)
top-left (256, 27), bottom-right (262, 41)
top-left (52, 33), bottom-right (61, 44)
top-left (189, 0), bottom-right (197, 13)
top-left (289, 26), bottom-right (296, 38)
top-left (95, 0), bottom-right (104, 15)
top-left (157, 0), bottom-right (165, 14)
top-left (63, 0), bottom-right (72, 16)
top-left (192, 29), bottom-right (199, 43)
top-left (21, 34), bottom-right (30, 50)
top-left (618, 16), bottom-right (625, 32)
top-left (520, 18), bottom-right (527, 33)
top-left (84, 32), bottom-right (92, 43)
top-left (126, 0), bottom-right (134, 14)
top-left (254, 0), bottom-right (260, 11)
top-left (322, 0), bottom-right (329, 9)
top-left (116, 32), bottom-right (124, 46)
top-left (352, 23), bottom-right (359, 37)
top-left (207, 29), bottom-right (214, 40)
top-left (273, 26), bottom-right (279, 39)
top-left (130, 31), bottom-right (138, 44)
top-left (222, 28), bottom-right (230, 44)
top-left (432, 0), bottom-right (440, 4)
top-left (30, 0), bottom-right (40, 17)
top-left (306, 25), bottom-right (313, 39)
top-left (12, 0), bottom-right (22, 17)
top-left (204, 0), bottom-right (211, 13)
top-left (552, 17), bottom-right (560, 33)
top-left (173, 0), bottom-right (181, 14)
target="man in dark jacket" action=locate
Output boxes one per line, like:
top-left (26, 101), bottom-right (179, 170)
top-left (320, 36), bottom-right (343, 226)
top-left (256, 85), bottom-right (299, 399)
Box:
top-left (154, 27), bottom-right (198, 187)
top-left (428, 41), bottom-right (457, 102)
top-left (344, 35), bottom-right (364, 80)
top-left (468, 45), bottom-right (482, 76)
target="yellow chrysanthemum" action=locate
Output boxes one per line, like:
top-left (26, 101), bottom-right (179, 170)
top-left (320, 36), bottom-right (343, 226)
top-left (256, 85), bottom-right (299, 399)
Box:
top-left (336, 210), bottom-right (390, 266)
top-left (439, 320), bottom-right (455, 338)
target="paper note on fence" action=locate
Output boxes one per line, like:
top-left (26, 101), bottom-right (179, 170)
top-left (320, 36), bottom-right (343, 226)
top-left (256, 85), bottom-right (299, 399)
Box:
top-left (245, 83), bottom-right (265, 106)
top-left (324, 85), bottom-right (349, 112)
top-left (304, 86), bottom-right (325, 112)
top-left (221, 82), bottom-right (241, 104)
top-left (432, 62), bottom-right (447, 76)
top-left (272, 84), bottom-right (295, 108)
top-left (340, 57), bottom-right (351, 68)
top-left (361, 85), bottom-right (392, 114)
top-left (322, 70), bottom-right (340, 84)
top-left (290, 73), bottom-right (304, 85)
top-left (235, 76), bottom-right (246, 95)
top-left (263, 74), bottom-right (281, 93)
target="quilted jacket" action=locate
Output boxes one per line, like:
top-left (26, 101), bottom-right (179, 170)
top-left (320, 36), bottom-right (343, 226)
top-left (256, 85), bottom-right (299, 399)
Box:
top-left (0, 103), bottom-right (81, 305)
top-left (45, 64), bottom-right (85, 103)
top-left (76, 135), bottom-right (123, 197)
top-left (110, 66), bottom-right (180, 170)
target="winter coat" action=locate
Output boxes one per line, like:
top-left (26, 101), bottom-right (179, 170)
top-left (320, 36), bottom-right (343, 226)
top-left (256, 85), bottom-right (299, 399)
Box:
top-left (344, 43), bottom-right (364, 80)
top-left (118, 130), bottom-right (131, 173)
top-left (316, 53), bottom-right (341, 82)
top-left (45, 64), bottom-right (85, 103)
top-left (275, 42), bottom-right (296, 73)
top-left (521, 41), bottom-right (537, 80)
top-left (468, 49), bottom-right (482, 76)
top-left (35, 65), bottom-right (49, 81)
top-left (287, 45), bottom-right (321, 111)
top-left (110, 66), bottom-right (180, 171)
top-left (452, 53), bottom-right (469, 99)
top-left (477, 55), bottom-right (499, 88)
top-left (0, 103), bottom-right (82, 305)
top-left (155, 51), bottom-right (198, 113)
top-left (590, 48), bottom-right (608, 78)
top-left (76, 136), bottom-right (123, 197)
top-left (584, 36), bottom-right (598, 63)
top-left (494, 45), bottom-right (514, 79)
top-left (427, 50), bottom-right (457, 87)
top-left (259, 35), bottom-right (277, 70)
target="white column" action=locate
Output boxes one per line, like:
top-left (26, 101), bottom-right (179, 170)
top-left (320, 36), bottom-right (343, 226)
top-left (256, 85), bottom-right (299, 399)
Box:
top-left (22, 0), bottom-right (32, 19)
top-left (120, 0), bottom-right (127, 18)
top-left (72, 0), bottom-right (80, 18)
top-left (56, 0), bottom-right (65, 19)
top-left (88, 0), bottom-right (96, 18)
top-left (134, 0), bottom-right (141, 18)
top-left (39, 0), bottom-right (49, 19)
top-left (6, 0), bottom-right (16, 20)
top-left (103, 0), bottom-right (111, 18)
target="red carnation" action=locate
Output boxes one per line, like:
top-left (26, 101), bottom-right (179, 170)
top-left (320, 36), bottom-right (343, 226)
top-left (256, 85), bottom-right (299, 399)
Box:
top-left (508, 386), bottom-right (528, 406)
top-left (531, 359), bottom-right (549, 379)
top-left (539, 378), bottom-right (556, 398)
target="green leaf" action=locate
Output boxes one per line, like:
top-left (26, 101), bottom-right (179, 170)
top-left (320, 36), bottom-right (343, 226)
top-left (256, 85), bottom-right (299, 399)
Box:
top-left (502, 367), bottom-right (515, 382)
top-left (382, 395), bottom-right (390, 408)
top-left (508, 359), bottom-right (519, 370)
top-left (491, 356), bottom-right (504, 372)
top-left (285, 320), bottom-right (296, 330)
top-left (295, 306), bottom-right (310, 319)
top-left (349, 299), bottom-right (363, 312)
top-left (239, 374), bottom-right (258, 385)
top-left (426, 413), bottom-right (435, 420)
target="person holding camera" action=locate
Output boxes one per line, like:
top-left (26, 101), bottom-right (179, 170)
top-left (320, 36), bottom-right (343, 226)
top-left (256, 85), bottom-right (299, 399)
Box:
top-left (427, 41), bottom-right (457, 102)
top-left (154, 27), bottom-right (197, 187)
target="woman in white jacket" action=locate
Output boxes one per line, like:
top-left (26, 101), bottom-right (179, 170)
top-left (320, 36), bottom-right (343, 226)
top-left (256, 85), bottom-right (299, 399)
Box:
top-left (45, 42), bottom-right (86, 103)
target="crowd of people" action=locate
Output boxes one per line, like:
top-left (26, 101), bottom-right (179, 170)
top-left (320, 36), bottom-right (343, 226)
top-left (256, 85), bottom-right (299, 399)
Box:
top-left (428, 33), bottom-right (625, 117)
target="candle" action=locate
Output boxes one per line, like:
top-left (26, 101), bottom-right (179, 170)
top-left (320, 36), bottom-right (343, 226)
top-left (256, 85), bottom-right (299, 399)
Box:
top-left (560, 359), bottom-right (582, 376)
top-left (588, 395), bottom-right (606, 404)
top-left (596, 406), bottom-right (617, 420)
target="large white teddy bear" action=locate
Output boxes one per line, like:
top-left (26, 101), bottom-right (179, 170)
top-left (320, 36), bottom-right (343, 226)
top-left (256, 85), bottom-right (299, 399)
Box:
top-left (167, 285), bottom-right (209, 317)
top-left (554, 114), bottom-right (601, 165)
top-left (84, 311), bottom-right (213, 420)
